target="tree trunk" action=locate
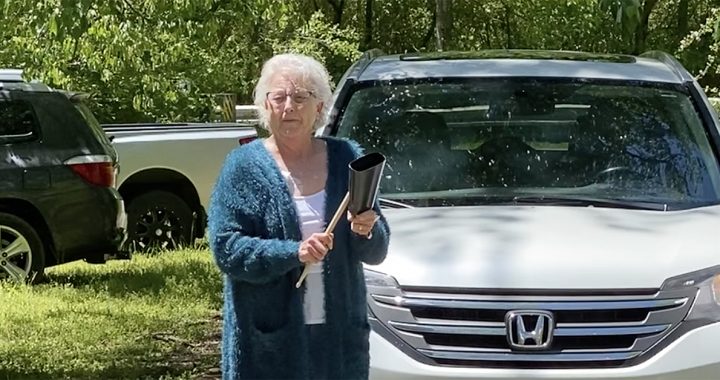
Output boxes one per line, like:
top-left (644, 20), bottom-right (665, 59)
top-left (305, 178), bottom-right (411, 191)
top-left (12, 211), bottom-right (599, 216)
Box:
top-left (633, 0), bottom-right (659, 54)
top-left (421, 9), bottom-right (437, 49)
top-left (435, 0), bottom-right (450, 51)
top-left (363, 0), bottom-right (373, 49)
top-left (326, 0), bottom-right (345, 25)
top-left (502, 1), bottom-right (512, 48)
top-left (677, 0), bottom-right (688, 42)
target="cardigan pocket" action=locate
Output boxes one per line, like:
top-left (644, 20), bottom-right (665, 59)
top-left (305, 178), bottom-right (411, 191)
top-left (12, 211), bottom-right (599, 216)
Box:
top-left (247, 275), bottom-right (293, 333)
top-left (342, 323), bottom-right (371, 379)
top-left (246, 324), bottom-right (301, 379)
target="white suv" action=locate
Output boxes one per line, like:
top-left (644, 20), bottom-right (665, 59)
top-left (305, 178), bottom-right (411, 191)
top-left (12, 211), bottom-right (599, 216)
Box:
top-left (322, 49), bottom-right (720, 379)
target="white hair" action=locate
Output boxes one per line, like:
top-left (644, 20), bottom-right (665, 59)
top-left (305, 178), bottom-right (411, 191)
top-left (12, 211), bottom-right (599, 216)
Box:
top-left (253, 53), bottom-right (333, 131)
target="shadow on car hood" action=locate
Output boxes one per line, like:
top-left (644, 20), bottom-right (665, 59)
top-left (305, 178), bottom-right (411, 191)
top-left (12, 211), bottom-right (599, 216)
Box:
top-left (368, 204), bottom-right (720, 290)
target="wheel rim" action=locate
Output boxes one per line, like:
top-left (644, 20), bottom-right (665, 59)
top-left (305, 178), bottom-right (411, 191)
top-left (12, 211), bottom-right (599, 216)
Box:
top-left (0, 225), bottom-right (33, 282)
top-left (133, 206), bottom-right (184, 251)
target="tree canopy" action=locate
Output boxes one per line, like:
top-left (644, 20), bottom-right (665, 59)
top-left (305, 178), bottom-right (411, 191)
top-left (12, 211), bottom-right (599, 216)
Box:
top-left (1, 0), bottom-right (719, 122)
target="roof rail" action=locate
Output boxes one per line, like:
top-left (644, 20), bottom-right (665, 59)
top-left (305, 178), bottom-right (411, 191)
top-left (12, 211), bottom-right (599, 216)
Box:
top-left (640, 51), bottom-right (694, 83)
top-left (0, 69), bottom-right (24, 82)
top-left (339, 48), bottom-right (385, 83)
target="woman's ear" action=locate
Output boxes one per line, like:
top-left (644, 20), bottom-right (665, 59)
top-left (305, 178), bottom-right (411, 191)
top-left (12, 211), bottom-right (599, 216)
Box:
top-left (316, 101), bottom-right (324, 114)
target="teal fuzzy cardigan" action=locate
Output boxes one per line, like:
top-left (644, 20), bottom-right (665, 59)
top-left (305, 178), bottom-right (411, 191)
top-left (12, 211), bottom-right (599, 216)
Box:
top-left (207, 136), bottom-right (390, 380)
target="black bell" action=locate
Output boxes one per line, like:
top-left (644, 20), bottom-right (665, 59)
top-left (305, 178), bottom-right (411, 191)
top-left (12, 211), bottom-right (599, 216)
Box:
top-left (348, 152), bottom-right (386, 215)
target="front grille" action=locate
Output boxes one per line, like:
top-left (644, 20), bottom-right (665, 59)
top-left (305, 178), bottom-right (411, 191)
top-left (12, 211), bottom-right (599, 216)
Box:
top-left (367, 286), bottom-right (695, 369)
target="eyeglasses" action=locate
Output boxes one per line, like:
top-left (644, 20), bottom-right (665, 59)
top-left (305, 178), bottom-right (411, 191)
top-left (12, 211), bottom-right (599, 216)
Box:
top-left (266, 90), bottom-right (315, 106)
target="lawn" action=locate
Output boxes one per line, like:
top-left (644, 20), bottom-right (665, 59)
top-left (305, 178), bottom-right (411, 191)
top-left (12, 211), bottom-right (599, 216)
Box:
top-left (0, 248), bottom-right (224, 380)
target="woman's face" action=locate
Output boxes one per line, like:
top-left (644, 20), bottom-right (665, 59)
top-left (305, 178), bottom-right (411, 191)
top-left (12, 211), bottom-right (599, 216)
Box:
top-left (264, 73), bottom-right (323, 141)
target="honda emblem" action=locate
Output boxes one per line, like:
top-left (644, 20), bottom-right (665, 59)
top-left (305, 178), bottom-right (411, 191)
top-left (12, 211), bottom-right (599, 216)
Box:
top-left (505, 310), bottom-right (555, 350)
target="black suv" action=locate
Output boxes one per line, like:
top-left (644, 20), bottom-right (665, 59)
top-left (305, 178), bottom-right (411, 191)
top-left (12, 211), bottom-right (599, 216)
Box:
top-left (0, 69), bottom-right (127, 283)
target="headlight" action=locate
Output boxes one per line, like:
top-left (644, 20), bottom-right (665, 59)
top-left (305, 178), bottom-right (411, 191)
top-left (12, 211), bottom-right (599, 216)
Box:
top-left (364, 268), bottom-right (401, 319)
top-left (661, 265), bottom-right (720, 321)
top-left (364, 268), bottom-right (400, 289)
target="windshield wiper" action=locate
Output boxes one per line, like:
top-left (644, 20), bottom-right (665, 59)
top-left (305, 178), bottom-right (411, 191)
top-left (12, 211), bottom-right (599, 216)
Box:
top-left (508, 195), bottom-right (668, 211)
top-left (379, 198), bottom-right (414, 209)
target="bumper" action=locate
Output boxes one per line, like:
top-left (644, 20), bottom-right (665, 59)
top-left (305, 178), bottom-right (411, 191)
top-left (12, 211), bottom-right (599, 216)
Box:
top-left (80, 189), bottom-right (129, 262)
top-left (369, 321), bottom-right (720, 380)
top-left (47, 186), bottom-right (129, 264)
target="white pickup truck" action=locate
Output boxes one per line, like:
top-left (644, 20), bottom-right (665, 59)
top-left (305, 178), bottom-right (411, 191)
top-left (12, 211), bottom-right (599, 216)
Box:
top-left (103, 122), bottom-right (258, 251)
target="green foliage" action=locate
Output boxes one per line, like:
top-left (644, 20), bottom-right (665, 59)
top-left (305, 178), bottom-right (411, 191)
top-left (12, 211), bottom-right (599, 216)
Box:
top-left (1, 1), bottom-right (223, 122)
top-left (448, 0), bottom-right (626, 52)
top-left (266, 10), bottom-right (362, 84)
top-left (678, 7), bottom-right (720, 95)
top-left (0, 0), bottom-right (363, 122)
top-left (709, 97), bottom-right (720, 114)
top-left (2, 0), bottom-right (720, 121)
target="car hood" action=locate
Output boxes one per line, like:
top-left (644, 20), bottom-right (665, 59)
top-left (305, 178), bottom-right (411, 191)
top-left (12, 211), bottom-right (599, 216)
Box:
top-left (367, 204), bottom-right (720, 290)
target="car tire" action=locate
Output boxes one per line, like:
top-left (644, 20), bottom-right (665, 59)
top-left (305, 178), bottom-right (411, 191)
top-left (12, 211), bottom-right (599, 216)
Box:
top-left (126, 190), bottom-right (194, 252)
top-left (0, 212), bottom-right (46, 284)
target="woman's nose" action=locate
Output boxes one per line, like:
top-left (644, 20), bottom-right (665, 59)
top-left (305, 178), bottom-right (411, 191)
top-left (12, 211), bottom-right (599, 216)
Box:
top-left (283, 96), bottom-right (296, 112)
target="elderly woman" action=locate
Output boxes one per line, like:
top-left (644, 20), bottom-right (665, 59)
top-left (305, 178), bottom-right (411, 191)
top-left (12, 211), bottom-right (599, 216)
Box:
top-left (207, 53), bottom-right (391, 380)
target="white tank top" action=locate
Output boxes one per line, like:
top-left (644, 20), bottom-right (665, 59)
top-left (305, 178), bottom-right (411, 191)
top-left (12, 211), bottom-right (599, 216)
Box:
top-left (283, 171), bottom-right (327, 324)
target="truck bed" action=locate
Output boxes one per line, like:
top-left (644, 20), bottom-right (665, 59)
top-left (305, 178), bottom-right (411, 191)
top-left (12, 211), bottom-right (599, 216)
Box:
top-left (102, 122), bottom-right (258, 138)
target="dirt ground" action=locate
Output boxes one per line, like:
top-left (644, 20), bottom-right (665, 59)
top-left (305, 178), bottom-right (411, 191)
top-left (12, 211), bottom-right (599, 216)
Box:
top-left (156, 312), bottom-right (223, 379)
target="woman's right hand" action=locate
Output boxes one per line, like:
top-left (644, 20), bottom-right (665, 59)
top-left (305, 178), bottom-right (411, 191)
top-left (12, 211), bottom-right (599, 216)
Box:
top-left (298, 232), bottom-right (334, 264)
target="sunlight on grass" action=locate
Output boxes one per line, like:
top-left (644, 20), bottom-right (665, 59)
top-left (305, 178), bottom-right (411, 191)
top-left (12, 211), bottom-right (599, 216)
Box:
top-left (0, 249), bottom-right (223, 380)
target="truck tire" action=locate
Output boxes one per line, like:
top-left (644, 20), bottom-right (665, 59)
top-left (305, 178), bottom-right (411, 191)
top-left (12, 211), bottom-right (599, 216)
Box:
top-left (126, 191), bottom-right (194, 252)
top-left (0, 212), bottom-right (46, 284)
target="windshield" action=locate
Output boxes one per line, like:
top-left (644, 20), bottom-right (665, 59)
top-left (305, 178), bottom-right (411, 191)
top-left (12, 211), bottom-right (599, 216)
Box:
top-left (335, 78), bottom-right (720, 209)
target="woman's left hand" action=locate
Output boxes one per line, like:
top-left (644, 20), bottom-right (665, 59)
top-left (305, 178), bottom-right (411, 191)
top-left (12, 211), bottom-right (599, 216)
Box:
top-left (348, 209), bottom-right (379, 238)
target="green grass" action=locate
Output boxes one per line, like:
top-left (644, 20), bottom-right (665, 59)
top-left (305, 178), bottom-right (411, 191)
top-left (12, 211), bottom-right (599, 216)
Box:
top-left (0, 249), bottom-right (224, 380)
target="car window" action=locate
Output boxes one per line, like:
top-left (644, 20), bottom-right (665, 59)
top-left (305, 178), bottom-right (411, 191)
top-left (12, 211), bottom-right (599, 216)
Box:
top-left (336, 79), bottom-right (720, 208)
top-left (72, 100), bottom-right (113, 147)
top-left (0, 99), bottom-right (39, 142)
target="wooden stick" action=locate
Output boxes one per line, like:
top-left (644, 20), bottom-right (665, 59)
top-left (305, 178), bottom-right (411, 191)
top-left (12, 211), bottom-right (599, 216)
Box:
top-left (295, 192), bottom-right (350, 288)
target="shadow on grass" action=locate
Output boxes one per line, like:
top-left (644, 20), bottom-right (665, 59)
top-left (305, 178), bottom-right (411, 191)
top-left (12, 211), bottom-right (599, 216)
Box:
top-left (43, 252), bottom-right (222, 300)
top-left (0, 313), bottom-right (221, 380)
top-left (6, 247), bottom-right (223, 378)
